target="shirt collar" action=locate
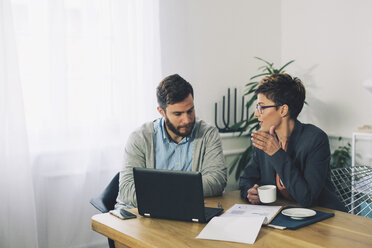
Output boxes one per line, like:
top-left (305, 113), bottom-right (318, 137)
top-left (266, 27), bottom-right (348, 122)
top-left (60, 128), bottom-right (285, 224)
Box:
top-left (286, 119), bottom-right (303, 153)
top-left (289, 119), bottom-right (302, 141)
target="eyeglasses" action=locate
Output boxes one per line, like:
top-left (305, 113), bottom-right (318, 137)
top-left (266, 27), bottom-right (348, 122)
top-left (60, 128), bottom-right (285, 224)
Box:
top-left (256, 104), bottom-right (282, 114)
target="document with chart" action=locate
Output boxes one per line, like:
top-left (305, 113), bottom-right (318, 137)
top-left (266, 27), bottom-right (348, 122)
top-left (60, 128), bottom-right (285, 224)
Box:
top-left (222, 204), bottom-right (283, 224)
top-left (196, 204), bottom-right (283, 244)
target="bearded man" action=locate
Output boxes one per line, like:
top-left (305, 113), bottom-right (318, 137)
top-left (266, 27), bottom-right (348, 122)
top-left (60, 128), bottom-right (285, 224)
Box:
top-left (115, 74), bottom-right (227, 209)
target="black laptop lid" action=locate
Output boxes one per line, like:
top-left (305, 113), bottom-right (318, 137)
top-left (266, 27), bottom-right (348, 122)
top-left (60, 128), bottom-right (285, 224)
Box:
top-left (133, 167), bottom-right (207, 223)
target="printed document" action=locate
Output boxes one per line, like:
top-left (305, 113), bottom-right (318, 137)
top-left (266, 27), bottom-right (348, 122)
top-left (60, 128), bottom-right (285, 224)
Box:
top-left (196, 215), bottom-right (266, 244)
top-left (222, 204), bottom-right (282, 224)
top-left (196, 204), bottom-right (282, 244)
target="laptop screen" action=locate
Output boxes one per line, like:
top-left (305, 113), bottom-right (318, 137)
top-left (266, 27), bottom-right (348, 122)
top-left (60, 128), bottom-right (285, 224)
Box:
top-left (133, 167), bottom-right (207, 222)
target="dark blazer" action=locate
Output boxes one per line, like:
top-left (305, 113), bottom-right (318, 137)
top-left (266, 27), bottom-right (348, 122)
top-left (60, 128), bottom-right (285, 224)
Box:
top-left (239, 120), bottom-right (346, 212)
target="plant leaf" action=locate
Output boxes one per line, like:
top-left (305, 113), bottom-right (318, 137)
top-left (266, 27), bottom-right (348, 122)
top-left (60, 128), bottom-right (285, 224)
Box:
top-left (245, 81), bottom-right (259, 87)
top-left (228, 155), bottom-right (240, 174)
top-left (230, 120), bottom-right (246, 130)
top-left (278, 60), bottom-right (295, 72)
top-left (265, 67), bottom-right (273, 74)
top-left (249, 111), bottom-right (256, 119)
top-left (245, 95), bottom-right (257, 109)
top-left (254, 57), bottom-right (272, 67)
top-left (235, 144), bottom-right (254, 180)
top-left (250, 72), bottom-right (270, 80)
top-left (245, 84), bottom-right (259, 95)
top-left (248, 123), bottom-right (260, 134)
top-left (246, 118), bottom-right (259, 126)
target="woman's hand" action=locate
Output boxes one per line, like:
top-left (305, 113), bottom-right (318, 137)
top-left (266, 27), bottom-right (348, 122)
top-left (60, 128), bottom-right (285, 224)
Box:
top-left (247, 184), bottom-right (261, 204)
top-left (251, 126), bottom-right (281, 156)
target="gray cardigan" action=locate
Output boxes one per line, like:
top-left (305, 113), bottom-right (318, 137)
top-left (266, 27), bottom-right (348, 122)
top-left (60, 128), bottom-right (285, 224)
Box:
top-left (116, 119), bottom-right (227, 208)
top-left (239, 120), bottom-right (346, 211)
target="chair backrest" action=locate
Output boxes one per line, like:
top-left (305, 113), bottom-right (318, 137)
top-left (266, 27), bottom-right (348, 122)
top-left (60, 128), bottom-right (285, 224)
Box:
top-left (90, 172), bottom-right (120, 213)
top-left (331, 166), bottom-right (372, 217)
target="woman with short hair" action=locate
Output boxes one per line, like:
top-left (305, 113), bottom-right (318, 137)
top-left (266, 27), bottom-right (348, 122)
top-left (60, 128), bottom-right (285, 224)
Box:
top-left (239, 73), bottom-right (345, 211)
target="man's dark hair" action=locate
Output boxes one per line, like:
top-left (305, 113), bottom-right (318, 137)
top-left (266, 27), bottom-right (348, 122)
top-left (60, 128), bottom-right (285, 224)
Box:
top-left (156, 74), bottom-right (194, 110)
top-left (255, 73), bottom-right (306, 119)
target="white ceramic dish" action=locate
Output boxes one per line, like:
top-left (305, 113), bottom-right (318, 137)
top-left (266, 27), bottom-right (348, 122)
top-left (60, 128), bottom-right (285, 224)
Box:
top-left (281, 208), bottom-right (316, 220)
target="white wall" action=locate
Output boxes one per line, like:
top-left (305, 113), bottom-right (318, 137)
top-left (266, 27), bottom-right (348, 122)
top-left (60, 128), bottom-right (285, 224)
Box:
top-left (159, 0), bottom-right (372, 138)
top-left (281, 0), bottom-right (372, 137)
top-left (159, 0), bottom-right (282, 126)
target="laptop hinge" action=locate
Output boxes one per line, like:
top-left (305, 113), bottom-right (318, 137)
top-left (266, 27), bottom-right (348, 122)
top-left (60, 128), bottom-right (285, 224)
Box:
top-left (192, 218), bottom-right (199, 222)
top-left (144, 213), bottom-right (151, 217)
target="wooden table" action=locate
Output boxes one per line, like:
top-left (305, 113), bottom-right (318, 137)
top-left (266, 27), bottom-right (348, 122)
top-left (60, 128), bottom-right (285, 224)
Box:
top-left (91, 191), bottom-right (372, 248)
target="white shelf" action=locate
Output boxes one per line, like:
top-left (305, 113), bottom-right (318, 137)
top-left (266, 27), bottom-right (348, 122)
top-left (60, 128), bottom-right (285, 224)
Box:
top-left (352, 132), bottom-right (372, 168)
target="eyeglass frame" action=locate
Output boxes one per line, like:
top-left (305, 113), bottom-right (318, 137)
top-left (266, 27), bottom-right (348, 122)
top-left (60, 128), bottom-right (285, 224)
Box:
top-left (256, 104), bottom-right (282, 114)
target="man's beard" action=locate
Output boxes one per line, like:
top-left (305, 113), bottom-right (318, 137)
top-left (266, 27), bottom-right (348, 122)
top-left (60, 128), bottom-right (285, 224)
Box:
top-left (164, 116), bottom-right (195, 138)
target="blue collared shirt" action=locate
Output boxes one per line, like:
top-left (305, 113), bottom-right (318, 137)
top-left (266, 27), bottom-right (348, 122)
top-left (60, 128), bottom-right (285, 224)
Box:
top-left (154, 118), bottom-right (195, 171)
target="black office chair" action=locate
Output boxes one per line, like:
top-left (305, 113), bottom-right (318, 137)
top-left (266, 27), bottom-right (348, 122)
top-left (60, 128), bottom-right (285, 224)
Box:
top-left (90, 172), bottom-right (120, 248)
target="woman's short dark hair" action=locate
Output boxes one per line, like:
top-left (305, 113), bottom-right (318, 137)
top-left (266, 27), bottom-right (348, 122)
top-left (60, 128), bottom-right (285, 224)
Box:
top-left (157, 74), bottom-right (194, 110)
top-left (255, 73), bottom-right (306, 119)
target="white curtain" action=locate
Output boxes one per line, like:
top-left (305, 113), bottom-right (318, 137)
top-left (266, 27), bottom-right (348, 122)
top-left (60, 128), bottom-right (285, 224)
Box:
top-left (0, 0), bottom-right (38, 247)
top-left (1, 0), bottom-right (161, 247)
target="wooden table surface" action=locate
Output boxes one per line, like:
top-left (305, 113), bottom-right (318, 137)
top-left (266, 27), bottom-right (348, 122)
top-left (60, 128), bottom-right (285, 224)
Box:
top-left (91, 191), bottom-right (372, 248)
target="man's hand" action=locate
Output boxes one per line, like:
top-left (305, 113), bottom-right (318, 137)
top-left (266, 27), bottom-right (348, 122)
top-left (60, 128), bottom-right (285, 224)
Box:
top-left (247, 184), bottom-right (260, 204)
top-left (251, 126), bottom-right (281, 156)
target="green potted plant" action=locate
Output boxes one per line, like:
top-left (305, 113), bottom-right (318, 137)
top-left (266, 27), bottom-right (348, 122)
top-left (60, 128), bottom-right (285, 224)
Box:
top-left (229, 57), bottom-right (295, 180)
top-left (330, 137), bottom-right (351, 169)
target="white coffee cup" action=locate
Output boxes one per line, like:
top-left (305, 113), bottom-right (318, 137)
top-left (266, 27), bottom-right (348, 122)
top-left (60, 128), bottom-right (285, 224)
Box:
top-left (258, 185), bottom-right (277, 203)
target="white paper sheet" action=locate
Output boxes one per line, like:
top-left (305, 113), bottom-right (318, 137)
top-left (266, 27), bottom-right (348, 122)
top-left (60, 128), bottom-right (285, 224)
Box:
top-left (196, 216), bottom-right (265, 244)
top-left (222, 204), bottom-right (282, 224)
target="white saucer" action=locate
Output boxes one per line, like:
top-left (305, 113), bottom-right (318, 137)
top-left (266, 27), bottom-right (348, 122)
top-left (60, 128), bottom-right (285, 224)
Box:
top-left (281, 208), bottom-right (316, 220)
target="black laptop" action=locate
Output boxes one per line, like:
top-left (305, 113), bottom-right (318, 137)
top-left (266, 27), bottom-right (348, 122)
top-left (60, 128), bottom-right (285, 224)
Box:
top-left (133, 167), bottom-right (223, 223)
